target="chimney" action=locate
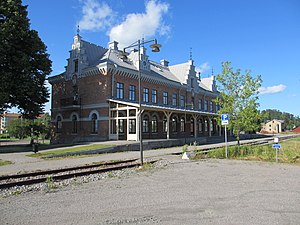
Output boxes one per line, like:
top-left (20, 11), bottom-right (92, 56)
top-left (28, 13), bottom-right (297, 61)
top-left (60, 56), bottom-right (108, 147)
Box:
top-left (160, 59), bottom-right (169, 67)
top-left (108, 41), bottom-right (119, 50)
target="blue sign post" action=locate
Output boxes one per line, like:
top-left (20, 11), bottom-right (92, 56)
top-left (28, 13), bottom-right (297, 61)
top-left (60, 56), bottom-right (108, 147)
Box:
top-left (272, 143), bottom-right (281, 162)
top-left (221, 114), bottom-right (229, 125)
top-left (221, 114), bottom-right (229, 158)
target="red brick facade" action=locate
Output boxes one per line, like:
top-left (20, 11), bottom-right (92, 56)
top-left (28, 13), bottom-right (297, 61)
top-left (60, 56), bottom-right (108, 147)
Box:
top-left (49, 36), bottom-right (220, 144)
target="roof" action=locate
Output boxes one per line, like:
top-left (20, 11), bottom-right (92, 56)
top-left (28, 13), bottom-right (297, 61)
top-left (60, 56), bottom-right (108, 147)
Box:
top-left (169, 62), bottom-right (189, 84)
top-left (0, 113), bottom-right (21, 118)
top-left (292, 126), bottom-right (300, 133)
top-left (108, 98), bottom-right (217, 116)
top-left (81, 40), bottom-right (107, 66)
top-left (50, 36), bottom-right (219, 95)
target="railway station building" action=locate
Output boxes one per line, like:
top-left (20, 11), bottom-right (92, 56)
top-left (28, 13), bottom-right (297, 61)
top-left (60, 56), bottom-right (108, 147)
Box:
top-left (49, 34), bottom-right (221, 144)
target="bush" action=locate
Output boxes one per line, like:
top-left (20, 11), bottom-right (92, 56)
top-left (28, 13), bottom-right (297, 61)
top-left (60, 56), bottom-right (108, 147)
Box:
top-left (0, 133), bottom-right (10, 139)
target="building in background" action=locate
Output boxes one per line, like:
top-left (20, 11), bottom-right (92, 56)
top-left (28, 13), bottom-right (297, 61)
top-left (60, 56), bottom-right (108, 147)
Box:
top-left (260, 119), bottom-right (285, 134)
top-left (49, 34), bottom-right (221, 144)
top-left (292, 126), bottom-right (300, 133)
top-left (0, 112), bottom-right (20, 134)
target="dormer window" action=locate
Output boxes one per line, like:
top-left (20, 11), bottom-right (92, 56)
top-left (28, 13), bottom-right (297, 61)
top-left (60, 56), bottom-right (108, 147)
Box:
top-left (74, 59), bottom-right (78, 72)
top-left (191, 78), bottom-right (194, 88)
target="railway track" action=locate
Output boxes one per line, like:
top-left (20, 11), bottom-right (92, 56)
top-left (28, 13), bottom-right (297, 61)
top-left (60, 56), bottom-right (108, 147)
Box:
top-left (0, 159), bottom-right (155, 190)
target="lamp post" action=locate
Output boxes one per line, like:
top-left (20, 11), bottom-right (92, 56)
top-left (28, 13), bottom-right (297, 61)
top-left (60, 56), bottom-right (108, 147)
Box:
top-left (121, 39), bottom-right (161, 165)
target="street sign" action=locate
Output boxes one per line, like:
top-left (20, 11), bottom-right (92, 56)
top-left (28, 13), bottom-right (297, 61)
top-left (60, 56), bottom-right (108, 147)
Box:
top-left (221, 114), bottom-right (229, 125)
top-left (272, 143), bottom-right (281, 163)
top-left (272, 144), bottom-right (281, 149)
top-left (221, 114), bottom-right (229, 158)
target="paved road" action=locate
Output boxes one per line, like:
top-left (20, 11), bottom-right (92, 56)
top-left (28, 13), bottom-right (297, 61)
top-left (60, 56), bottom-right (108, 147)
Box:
top-left (1, 156), bottom-right (299, 225)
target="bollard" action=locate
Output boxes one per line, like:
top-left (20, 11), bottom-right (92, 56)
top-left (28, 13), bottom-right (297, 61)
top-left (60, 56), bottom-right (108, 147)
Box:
top-left (33, 143), bottom-right (39, 153)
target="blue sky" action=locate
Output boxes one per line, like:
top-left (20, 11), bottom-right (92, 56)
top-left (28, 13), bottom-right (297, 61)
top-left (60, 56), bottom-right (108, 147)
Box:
top-left (23, 0), bottom-right (300, 117)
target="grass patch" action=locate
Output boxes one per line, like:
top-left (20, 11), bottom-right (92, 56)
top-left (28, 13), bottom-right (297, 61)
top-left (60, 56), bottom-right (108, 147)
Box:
top-left (0, 159), bottom-right (13, 166)
top-left (26, 144), bottom-right (114, 158)
top-left (193, 137), bottom-right (300, 164)
top-left (136, 162), bottom-right (154, 172)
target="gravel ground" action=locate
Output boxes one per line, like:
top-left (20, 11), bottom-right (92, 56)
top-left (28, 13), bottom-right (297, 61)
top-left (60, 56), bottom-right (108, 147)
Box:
top-left (1, 156), bottom-right (300, 225)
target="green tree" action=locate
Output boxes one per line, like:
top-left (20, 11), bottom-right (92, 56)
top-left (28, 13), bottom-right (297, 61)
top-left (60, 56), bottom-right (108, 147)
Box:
top-left (215, 61), bottom-right (262, 144)
top-left (0, 0), bottom-right (51, 117)
top-left (7, 118), bottom-right (30, 139)
top-left (7, 113), bottom-right (51, 141)
top-left (35, 113), bottom-right (51, 142)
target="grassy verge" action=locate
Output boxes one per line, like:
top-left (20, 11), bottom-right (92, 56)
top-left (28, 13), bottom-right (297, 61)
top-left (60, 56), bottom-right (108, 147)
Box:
top-left (27, 144), bottom-right (114, 158)
top-left (0, 159), bottom-right (13, 166)
top-left (193, 137), bottom-right (300, 164)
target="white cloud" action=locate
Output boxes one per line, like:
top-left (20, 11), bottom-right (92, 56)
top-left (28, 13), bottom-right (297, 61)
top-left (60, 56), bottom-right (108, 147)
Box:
top-left (78, 0), bottom-right (114, 31)
top-left (196, 62), bottom-right (210, 74)
top-left (258, 84), bottom-right (287, 95)
top-left (109, 0), bottom-right (170, 48)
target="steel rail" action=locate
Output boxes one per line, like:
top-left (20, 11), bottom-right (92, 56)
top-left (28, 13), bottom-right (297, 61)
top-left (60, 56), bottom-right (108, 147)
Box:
top-left (0, 159), bottom-right (158, 190)
top-left (0, 158), bottom-right (137, 181)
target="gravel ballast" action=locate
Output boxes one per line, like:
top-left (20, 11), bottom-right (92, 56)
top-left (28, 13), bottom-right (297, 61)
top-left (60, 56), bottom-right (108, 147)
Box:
top-left (1, 156), bottom-right (299, 225)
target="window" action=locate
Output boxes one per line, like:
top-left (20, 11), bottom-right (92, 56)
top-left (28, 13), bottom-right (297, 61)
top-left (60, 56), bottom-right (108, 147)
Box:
top-left (129, 85), bottom-right (136, 101)
top-left (143, 88), bottom-right (149, 102)
top-left (190, 118), bottom-right (194, 133)
top-left (56, 116), bottom-right (62, 133)
top-left (74, 59), bottom-right (78, 72)
top-left (172, 93), bottom-right (177, 106)
top-left (210, 120), bottom-right (214, 132)
top-left (118, 119), bottom-right (124, 133)
top-left (152, 89), bottom-right (157, 103)
top-left (198, 99), bottom-right (202, 110)
top-left (163, 92), bottom-right (168, 105)
top-left (191, 97), bottom-right (195, 109)
top-left (129, 119), bottom-right (136, 134)
top-left (210, 101), bottom-right (213, 112)
top-left (204, 119), bottom-right (208, 132)
top-left (199, 119), bottom-right (203, 132)
top-left (191, 78), bottom-right (194, 88)
top-left (116, 82), bottom-right (124, 99)
top-left (151, 115), bottom-right (158, 133)
top-left (180, 95), bottom-right (185, 107)
top-left (72, 114), bottom-right (77, 133)
top-left (142, 116), bottom-right (149, 133)
top-left (204, 100), bottom-right (208, 111)
top-left (172, 117), bottom-right (177, 132)
top-left (91, 113), bottom-right (98, 133)
top-left (180, 118), bottom-right (185, 132)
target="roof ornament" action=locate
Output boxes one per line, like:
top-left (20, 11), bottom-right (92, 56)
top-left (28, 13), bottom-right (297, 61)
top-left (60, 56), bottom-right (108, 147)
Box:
top-left (189, 47), bottom-right (192, 60)
top-left (77, 24), bottom-right (80, 36)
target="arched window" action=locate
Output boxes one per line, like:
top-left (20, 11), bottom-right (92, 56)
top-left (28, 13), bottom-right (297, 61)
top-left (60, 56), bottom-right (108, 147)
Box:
top-left (151, 115), bottom-right (158, 133)
top-left (56, 116), bottom-right (62, 133)
top-left (204, 119), bottom-right (208, 132)
top-left (142, 115), bottom-right (149, 133)
top-left (91, 113), bottom-right (98, 133)
top-left (180, 118), bottom-right (185, 132)
top-left (199, 119), bottom-right (203, 132)
top-left (172, 117), bottom-right (177, 133)
top-left (72, 115), bottom-right (77, 133)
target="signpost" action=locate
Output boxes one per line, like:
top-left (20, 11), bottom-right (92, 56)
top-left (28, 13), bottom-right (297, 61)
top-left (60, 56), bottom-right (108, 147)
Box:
top-left (272, 137), bottom-right (281, 162)
top-left (221, 114), bottom-right (229, 158)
